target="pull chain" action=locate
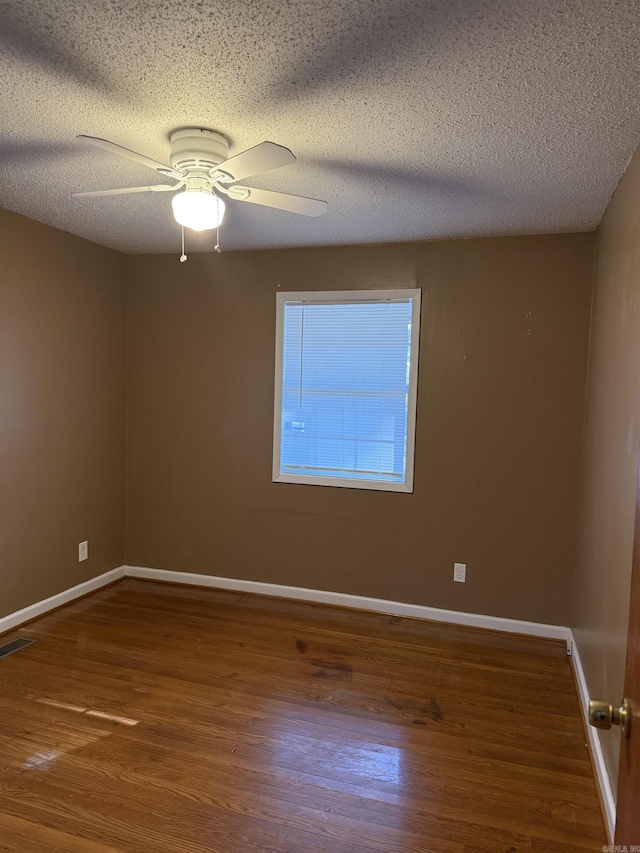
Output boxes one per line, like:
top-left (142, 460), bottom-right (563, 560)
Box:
top-left (215, 193), bottom-right (222, 253)
top-left (179, 225), bottom-right (187, 263)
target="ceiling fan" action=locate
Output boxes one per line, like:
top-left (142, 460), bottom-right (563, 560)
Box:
top-left (72, 128), bottom-right (328, 236)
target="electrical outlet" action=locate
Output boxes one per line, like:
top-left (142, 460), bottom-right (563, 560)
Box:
top-left (79, 541), bottom-right (88, 562)
top-left (453, 562), bottom-right (466, 583)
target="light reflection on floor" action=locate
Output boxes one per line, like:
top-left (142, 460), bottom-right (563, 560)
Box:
top-left (22, 751), bottom-right (58, 771)
top-left (35, 696), bottom-right (139, 726)
top-left (274, 733), bottom-right (403, 784)
top-left (18, 696), bottom-right (139, 772)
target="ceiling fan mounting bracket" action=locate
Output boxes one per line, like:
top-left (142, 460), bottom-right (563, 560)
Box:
top-left (169, 128), bottom-right (229, 174)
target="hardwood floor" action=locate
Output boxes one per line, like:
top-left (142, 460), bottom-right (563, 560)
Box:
top-left (0, 579), bottom-right (606, 852)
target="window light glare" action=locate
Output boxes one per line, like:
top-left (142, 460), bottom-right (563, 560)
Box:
top-left (171, 189), bottom-right (225, 232)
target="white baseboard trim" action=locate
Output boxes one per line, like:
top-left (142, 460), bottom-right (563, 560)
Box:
top-left (2, 563), bottom-right (571, 642)
top-left (0, 566), bottom-right (126, 635)
top-left (124, 565), bottom-right (571, 640)
top-left (568, 629), bottom-right (616, 841)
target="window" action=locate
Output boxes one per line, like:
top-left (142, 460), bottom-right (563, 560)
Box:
top-left (273, 289), bottom-right (421, 492)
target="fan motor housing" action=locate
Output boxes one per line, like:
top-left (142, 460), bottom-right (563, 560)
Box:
top-left (169, 128), bottom-right (229, 173)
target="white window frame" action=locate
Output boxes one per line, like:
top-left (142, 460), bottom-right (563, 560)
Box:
top-left (272, 288), bottom-right (421, 493)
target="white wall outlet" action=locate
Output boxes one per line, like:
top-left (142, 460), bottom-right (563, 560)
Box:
top-left (79, 541), bottom-right (88, 562)
top-left (453, 562), bottom-right (466, 583)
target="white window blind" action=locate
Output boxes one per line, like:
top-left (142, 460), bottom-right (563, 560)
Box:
top-left (273, 289), bottom-right (421, 492)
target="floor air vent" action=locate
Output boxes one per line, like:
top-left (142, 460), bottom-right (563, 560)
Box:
top-left (0, 638), bottom-right (35, 660)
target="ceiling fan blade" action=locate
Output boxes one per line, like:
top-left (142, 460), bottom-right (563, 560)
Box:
top-left (77, 135), bottom-right (182, 179)
top-left (71, 184), bottom-right (178, 198)
top-left (216, 142), bottom-right (296, 184)
top-left (229, 185), bottom-right (328, 216)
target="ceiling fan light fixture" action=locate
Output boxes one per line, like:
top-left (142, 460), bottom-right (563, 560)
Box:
top-left (73, 130), bottom-right (328, 238)
top-left (171, 187), bottom-right (225, 232)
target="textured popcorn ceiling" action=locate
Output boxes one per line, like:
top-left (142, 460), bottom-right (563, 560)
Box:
top-left (0, 0), bottom-right (638, 254)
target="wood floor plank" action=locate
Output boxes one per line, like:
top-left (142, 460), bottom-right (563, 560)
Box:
top-left (0, 812), bottom-right (121, 853)
top-left (0, 579), bottom-right (606, 851)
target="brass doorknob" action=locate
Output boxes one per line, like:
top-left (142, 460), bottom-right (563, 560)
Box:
top-left (588, 698), bottom-right (631, 738)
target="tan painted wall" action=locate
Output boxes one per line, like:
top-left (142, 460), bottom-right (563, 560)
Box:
top-left (126, 233), bottom-right (593, 625)
top-left (0, 209), bottom-right (127, 617)
top-left (572, 144), bottom-right (640, 789)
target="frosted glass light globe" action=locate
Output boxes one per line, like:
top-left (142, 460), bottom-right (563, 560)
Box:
top-left (171, 189), bottom-right (225, 232)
